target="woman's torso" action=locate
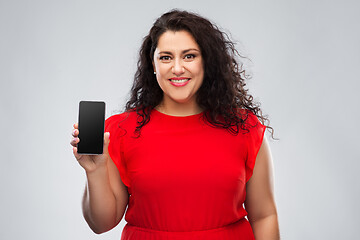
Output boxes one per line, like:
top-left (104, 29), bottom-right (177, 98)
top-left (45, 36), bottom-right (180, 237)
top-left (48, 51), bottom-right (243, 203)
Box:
top-left (105, 109), bottom-right (265, 239)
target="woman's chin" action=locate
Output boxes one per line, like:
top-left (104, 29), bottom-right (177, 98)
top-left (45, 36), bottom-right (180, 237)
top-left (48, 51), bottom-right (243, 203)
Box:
top-left (168, 96), bottom-right (194, 105)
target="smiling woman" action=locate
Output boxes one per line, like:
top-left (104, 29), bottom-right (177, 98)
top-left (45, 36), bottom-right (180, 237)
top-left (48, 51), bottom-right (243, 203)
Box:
top-left (71, 9), bottom-right (279, 240)
top-left (153, 30), bottom-right (204, 115)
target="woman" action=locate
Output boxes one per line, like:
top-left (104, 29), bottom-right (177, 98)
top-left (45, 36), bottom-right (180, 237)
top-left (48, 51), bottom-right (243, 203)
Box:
top-left (71, 10), bottom-right (280, 240)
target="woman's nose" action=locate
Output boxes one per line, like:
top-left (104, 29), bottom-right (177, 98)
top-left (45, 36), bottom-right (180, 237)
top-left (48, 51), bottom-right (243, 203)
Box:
top-left (172, 59), bottom-right (185, 75)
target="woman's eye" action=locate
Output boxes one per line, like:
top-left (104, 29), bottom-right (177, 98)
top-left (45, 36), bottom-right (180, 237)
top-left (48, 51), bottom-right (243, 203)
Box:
top-left (159, 56), bottom-right (171, 61)
top-left (184, 54), bottom-right (195, 60)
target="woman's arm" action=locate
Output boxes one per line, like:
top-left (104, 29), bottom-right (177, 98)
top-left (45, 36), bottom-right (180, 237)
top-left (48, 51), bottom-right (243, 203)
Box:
top-left (244, 137), bottom-right (280, 240)
top-left (82, 157), bottom-right (129, 234)
top-left (71, 126), bottom-right (129, 234)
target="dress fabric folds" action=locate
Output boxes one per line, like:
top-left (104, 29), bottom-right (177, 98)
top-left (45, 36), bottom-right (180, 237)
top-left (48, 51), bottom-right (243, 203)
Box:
top-left (104, 109), bottom-right (266, 240)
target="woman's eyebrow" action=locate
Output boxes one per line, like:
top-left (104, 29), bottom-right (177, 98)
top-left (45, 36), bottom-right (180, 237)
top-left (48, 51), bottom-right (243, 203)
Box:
top-left (158, 48), bottom-right (200, 55)
top-left (182, 48), bottom-right (200, 54)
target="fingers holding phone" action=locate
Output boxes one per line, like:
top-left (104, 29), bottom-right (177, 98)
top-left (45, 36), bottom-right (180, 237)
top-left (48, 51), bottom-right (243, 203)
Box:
top-left (70, 123), bottom-right (80, 157)
top-left (71, 128), bottom-right (110, 172)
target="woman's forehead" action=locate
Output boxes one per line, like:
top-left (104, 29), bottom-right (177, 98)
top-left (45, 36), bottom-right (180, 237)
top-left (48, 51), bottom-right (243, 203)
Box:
top-left (156, 30), bottom-right (200, 53)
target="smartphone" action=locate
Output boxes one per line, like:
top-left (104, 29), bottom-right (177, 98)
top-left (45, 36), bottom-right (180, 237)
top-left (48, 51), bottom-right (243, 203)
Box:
top-left (77, 101), bottom-right (106, 155)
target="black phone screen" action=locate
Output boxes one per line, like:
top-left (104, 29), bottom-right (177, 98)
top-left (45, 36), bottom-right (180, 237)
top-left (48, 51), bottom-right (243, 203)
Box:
top-left (77, 101), bottom-right (106, 155)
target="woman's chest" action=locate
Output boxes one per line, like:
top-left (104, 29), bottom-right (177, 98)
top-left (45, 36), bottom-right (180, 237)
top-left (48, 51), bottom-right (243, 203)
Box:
top-left (123, 128), bottom-right (248, 195)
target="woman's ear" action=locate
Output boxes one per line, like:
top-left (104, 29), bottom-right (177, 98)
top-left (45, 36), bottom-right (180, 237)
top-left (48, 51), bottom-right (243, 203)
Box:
top-left (152, 61), bottom-right (156, 74)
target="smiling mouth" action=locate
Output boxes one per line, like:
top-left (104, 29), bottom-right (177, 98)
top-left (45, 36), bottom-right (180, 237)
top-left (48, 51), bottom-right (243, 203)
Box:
top-left (168, 78), bottom-right (191, 87)
top-left (169, 78), bottom-right (190, 83)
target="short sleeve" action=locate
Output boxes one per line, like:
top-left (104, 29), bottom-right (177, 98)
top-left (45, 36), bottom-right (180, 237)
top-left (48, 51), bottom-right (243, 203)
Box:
top-left (104, 115), bottom-right (131, 188)
top-left (245, 111), bottom-right (266, 182)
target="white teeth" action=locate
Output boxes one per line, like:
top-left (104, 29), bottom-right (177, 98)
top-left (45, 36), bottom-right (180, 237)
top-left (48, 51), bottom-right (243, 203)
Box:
top-left (170, 79), bottom-right (190, 83)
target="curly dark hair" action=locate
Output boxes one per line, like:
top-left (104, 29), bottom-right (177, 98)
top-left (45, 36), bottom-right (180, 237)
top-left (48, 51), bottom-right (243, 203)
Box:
top-left (125, 9), bottom-right (275, 139)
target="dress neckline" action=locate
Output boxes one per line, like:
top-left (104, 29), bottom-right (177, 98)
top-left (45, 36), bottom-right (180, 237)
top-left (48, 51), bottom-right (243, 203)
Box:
top-left (152, 108), bottom-right (204, 118)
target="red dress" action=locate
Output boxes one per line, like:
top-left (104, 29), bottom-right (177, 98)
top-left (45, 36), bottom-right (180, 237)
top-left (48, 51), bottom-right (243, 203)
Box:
top-left (104, 109), bottom-right (266, 240)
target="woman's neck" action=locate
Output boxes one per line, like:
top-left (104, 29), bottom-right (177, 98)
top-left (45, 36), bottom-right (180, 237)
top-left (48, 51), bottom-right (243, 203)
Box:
top-left (155, 99), bottom-right (203, 117)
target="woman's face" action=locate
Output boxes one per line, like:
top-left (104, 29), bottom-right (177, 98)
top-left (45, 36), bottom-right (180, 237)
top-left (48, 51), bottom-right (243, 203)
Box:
top-left (153, 30), bottom-right (204, 108)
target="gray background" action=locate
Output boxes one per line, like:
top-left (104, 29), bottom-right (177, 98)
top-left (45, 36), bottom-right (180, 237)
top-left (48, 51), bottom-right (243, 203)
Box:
top-left (1, 0), bottom-right (359, 239)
